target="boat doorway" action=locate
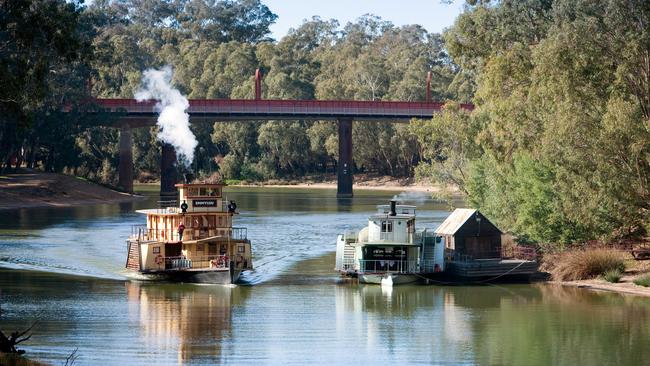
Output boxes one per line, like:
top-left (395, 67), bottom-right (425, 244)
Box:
top-left (165, 243), bottom-right (182, 257)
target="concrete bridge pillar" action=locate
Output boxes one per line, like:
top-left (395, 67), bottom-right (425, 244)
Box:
top-left (337, 117), bottom-right (353, 198)
top-left (160, 143), bottom-right (178, 198)
top-left (118, 125), bottom-right (133, 193)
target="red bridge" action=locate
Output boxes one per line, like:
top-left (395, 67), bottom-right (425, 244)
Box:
top-left (97, 98), bottom-right (473, 197)
top-left (95, 98), bottom-right (464, 123)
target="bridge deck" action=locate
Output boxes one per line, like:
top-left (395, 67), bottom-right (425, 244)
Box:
top-left (96, 98), bottom-right (472, 123)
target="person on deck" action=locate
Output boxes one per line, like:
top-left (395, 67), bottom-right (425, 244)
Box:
top-left (178, 223), bottom-right (185, 241)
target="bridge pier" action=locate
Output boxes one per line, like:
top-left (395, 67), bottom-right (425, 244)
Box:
top-left (160, 143), bottom-right (178, 199)
top-left (337, 117), bottom-right (353, 198)
top-left (118, 125), bottom-right (133, 193)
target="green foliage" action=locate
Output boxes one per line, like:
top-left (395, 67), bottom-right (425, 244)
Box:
top-left (633, 274), bottom-right (650, 287)
top-left (0, 0), bottom-right (93, 172)
top-left (411, 0), bottom-right (650, 244)
top-left (410, 102), bottom-right (481, 194)
top-left (602, 269), bottom-right (623, 284)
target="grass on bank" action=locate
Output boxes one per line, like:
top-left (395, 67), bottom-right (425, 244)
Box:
top-left (547, 248), bottom-right (626, 281)
top-left (633, 274), bottom-right (650, 287)
top-left (602, 269), bottom-right (624, 283)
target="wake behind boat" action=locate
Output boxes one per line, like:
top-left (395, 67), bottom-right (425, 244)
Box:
top-left (125, 181), bottom-right (253, 284)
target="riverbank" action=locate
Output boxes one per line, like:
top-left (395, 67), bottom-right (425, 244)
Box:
top-left (548, 254), bottom-right (650, 297)
top-left (227, 173), bottom-right (459, 194)
top-left (0, 171), bottom-right (143, 211)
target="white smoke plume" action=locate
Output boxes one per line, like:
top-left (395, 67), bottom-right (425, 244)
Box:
top-left (135, 66), bottom-right (197, 167)
top-left (392, 191), bottom-right (431, 204)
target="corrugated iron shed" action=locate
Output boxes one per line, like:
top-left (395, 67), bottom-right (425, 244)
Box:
top-left (435, 208), bottom-right (477, 235)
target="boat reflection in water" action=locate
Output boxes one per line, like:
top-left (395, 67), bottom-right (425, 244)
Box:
top-left (125, 282), bottom-right (249, 364)
top-left (333, 283), bottom-right (650, 365)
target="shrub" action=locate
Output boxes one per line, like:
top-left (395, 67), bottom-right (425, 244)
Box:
top-left (602, 269), bottom-right (623, 283)
top-left (225, 179), bottom-right (242, 185)
top-left (549, 248), bottom-right (625, 281)
top-left (633, 274), bottom-right (650, 287)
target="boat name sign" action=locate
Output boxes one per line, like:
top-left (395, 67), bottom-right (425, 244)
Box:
top-left (193, 199), bottom-right (217, 207)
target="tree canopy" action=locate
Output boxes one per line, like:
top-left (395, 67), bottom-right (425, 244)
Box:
top-left (413, 0), bottom-right (650, 246)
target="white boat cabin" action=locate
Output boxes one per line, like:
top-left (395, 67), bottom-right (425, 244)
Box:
top-left (335, 201), bottom-right (445, 281)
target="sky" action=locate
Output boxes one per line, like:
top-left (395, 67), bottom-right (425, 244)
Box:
top-left (263, 0), bottom-right (466, 40)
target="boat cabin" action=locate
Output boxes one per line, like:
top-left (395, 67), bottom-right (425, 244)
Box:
top-left (435, 209), bottom-right (502, 260)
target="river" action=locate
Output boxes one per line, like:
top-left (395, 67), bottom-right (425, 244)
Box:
top-left (1, 187), bottom-right (649, 365)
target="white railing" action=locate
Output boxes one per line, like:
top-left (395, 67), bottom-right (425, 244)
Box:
top-left (357, 259), bottom-right (443, 274)
top-left (358, 259), bottom-right (418, 274)
top-left (165, 254), bottom-right (230, 270)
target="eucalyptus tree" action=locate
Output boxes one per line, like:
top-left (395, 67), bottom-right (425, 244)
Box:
top-left (0, 0), bottom-right (94, 172)
top-left (415, 0), bottom-right (650, 244)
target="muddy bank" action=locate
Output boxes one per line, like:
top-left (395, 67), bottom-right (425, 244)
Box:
top-left (0, 171), bottom-right (143, 211)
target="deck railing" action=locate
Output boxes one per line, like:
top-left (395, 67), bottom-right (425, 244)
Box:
top-left (358, 259), bottom-right (418, 274)
top-left (130, 225), bottom-right (248, 242)
top-left (450, 246), bottom-right (538, 262)
top-left (231, 227), bottom-right (247, 240)
top-left (341, 257), bottom-right (356, 271)
top-left (164, 254), bottom-right (230, 270)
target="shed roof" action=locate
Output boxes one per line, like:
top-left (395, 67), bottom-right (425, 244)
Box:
top-left (435, 208), bottom-right (477, 235)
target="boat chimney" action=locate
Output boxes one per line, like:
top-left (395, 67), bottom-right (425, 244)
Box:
top-left (389, 200), bottom-right (397, 216)
top-left (183, 172), bottom-right (194, 184)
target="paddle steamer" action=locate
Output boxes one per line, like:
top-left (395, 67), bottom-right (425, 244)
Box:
top-left (125, 181), bottom-right (252, 284)
top-left (335, 200), bottom-right (446, 285)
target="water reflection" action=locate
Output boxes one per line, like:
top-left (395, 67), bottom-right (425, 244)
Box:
top-left (126, 282), bottom-right (248, 364)
top-left (334, 284), bottom-right (650, 365)
top-left (1, 267), bottom-right (650, 365)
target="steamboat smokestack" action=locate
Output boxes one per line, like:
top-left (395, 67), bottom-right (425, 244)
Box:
top-left (183, 172), bottom-right (194, 184)
top-left (389, 200), bottom-right (397, 216)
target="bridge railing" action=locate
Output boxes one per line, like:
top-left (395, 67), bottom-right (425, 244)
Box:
top-left (94, 98), bottom-right (472, 118)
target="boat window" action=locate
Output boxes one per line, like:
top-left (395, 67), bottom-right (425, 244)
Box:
top-left (192, 216), bottom-right (201, 228)
top-left (199, 187), bottom-right (208, 196)
top-left (238, 245), bottom-right (245, 253)
top-left (208, 243), bottom-right (217, 255)
top-left (153, 247), bottom-right (160, 254)
top-left (188, 188), bottom-right (199, 197)
top-left (381, 221), bottom-right (393, 232)
top-left (218, 216), bottom-right (223, 227)
top-left (197, 244), bottom-right (204, 252)
top-left (207, 215), bottom-right (215, 228)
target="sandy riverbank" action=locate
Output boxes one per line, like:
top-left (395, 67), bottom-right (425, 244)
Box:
top-left (229, 174), bottom-right (459, 194)
top-left (0, 171), bottom-right (143, 211)
top-left (552, 259), bottom-right (650, 297)
top-left (554, 279), bottom-right (650, 297)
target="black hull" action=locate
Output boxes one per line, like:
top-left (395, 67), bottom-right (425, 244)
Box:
top-left (136, 268), bottom-right (243, 285)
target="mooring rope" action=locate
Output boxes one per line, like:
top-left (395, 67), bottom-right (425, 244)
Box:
top-left (413, 260), bottom-right (530, 285)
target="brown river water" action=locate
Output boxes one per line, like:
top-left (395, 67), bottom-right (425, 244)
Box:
top-left (0, 187), bottom-right (649, 365)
